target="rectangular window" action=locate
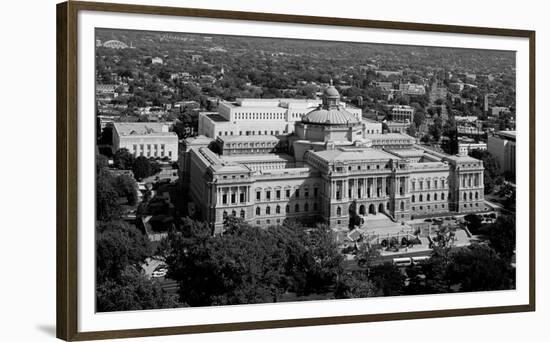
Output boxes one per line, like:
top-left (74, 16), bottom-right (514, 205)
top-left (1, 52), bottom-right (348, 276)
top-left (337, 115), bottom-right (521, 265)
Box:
top-left (295, 189), bottom-right (300, 198)
top-left (266, 191), bottom-right (271, 200)
top-left (240, 193), bottom-right (245, 203)
top-left (256, 191), bottom-right (261, 201)
top-left (276, 190), bottom-right (281, 199)
top-left (231, 193), bottom-right (236, 204)
top-left (286, 189), bottom-right (291, 198)
top-left (305, 189), bottom-right (309, 198)
top-left (222, 194), bottom-right (227, 204)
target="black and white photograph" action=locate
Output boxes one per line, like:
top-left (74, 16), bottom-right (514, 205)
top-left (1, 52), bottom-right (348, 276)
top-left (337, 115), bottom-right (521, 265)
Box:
top-left (94, 28), bottom-right (518, 312)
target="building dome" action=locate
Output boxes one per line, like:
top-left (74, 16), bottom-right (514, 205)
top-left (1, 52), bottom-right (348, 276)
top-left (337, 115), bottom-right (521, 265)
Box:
top-left (301, 83), bottom-right (360, 125)
top-left (324, 85), bottom-right (340, 98)
top-left (302, 108), bottom-right (360, 125)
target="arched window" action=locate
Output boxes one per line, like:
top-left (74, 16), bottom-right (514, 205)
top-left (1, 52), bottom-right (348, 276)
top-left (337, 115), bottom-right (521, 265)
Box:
top-left (266, 206), bottom-right (271, 215)
top-left (295, 204), bottom-right (300, 213)
top-left (276, 205), bottom-right (280, 214)
top-left (475, 192), bottom-right (479, 200)
top-left (337, 206), bottom-right (342, 216)
top-left (400, 201), bottom-right (404, 210)
top-left (223, 211), bottom-right (228, 219)
top-left (463, 193), bottom-right (467, 201)
top-left (427, 194), bottom-right (430, 201)
top-left (469, 192), bottom-right (473, 200)
top-left (240, 210), bottom-right (245, 219)
top-left (441, 192), bottom-right (445, 200)
top-left (419, 194), bottom-right (423, 202)
top-left (231, 210), bottom-right (236, 217)
top-left (256, 207), bottom-right (261, 216)
top-left (412, 195), bottom-right (415, 203)
top-left (304, 203), bottom-right (309, 212)
top-left (434, 193), bottom-right (438, 201)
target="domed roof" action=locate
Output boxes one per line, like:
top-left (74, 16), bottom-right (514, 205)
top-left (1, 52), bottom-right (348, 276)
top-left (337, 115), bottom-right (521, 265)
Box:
top-left (302, 107), bottom-right (360, 125)
top-left (324, 85), bottom-right (340, 97)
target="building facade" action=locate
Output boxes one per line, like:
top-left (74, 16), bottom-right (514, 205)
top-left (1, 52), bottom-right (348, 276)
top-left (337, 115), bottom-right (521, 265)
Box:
top-left (488, 130), bottom-right (516, 176)
top-left (181, 86), bottom-right (485, 233)
top-left (112, 122), bottom-right (178, 162)
top-left (391, 105), bottom-right (415, 122)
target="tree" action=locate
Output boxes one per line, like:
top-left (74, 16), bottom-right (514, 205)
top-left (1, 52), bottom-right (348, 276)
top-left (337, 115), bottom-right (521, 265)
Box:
top-left (113, 174), bottom-right (138, 205)
top-left (97, 266), bottom-right (179, 312)
top-left (429, 116), bottom-right (443, 142)
top-left (413, 111), bottom-right (425, 128)
top-left (406, 124), bottom-right (417, 137)
top-left (355, 243), bottom-right (381, 271)
top-left (165, 219), bottom-right (343, 306)
top-left (133, 156), bottom-right (153, 180)
top-left (334, 271), bottom-right (376, 299)
top-left (113, 148), bottom-right (135, 170)
top-left (446, 244), bottom-right (513, 292)
top-left (96, 221), bottom-right (152, 283)
top-left (370, 263), bottom-right (405, 296)
top-left (464, 214), bottom-right (483, 234)
top-left (483, 215), bottom-right (516, 261)
top-left (96, 168), bottom-right (120, 221)
top-left (442, 117), bottom-right (459, 155)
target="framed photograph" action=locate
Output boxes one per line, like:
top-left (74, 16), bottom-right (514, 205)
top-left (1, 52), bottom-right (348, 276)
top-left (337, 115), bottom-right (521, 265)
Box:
top-left (57, 1), bottom-right (535, 340)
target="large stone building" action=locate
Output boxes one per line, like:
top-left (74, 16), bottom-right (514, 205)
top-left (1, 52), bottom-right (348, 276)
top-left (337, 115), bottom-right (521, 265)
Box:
top-left (112, 122), bottom-right (179, 162)
top-left (181, 86), bottom-right (485, 233)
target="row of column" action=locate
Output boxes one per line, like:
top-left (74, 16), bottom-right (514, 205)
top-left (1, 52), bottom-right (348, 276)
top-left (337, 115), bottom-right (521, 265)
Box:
top-left (460, 172), bottom-right (482, 188)
top-left (216, 185), bottom-right (251, 205)
top-left (331, 176), bottom-right (410, 200)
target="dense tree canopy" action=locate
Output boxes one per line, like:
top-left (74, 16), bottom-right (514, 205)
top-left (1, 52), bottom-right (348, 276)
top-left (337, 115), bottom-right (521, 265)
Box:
top-left (164, 218), bottom-right (343, 306)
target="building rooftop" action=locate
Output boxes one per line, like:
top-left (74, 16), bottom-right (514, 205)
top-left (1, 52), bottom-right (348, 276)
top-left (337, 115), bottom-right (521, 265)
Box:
top-left (205, 113), bottom-right (229, 122)
top-left (312, 147), bottom-right (397, 163)
top-left (496, 130), bottom-right (516, 141)
top-left (113, 122), bottom-right (176, 137)
top-left (302, 107), bottom-right (360, 125)
top-left (217, 135), bottom-right (284, 143)
top-left (220, 153), bottom-right (294, 164)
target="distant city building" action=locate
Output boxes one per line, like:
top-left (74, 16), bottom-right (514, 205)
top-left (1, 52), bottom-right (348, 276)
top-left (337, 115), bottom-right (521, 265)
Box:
top-left (488, 131), bottom-right (516, 176)
top-left (181, 86), bottom-right (485, 232)
top-left (373, 81), bottom-right (393, 91)
top-left (491, 106), bottom-right (512, 117)
top-left (151, 57), bottom-right (164, 65)
top-left (376, 70), bottom-right (403, 77)
top-left (101, 40), bottom-right (128, 49)
top-left (391, 105), bottom-right (415, 122)
top-left (399, 83), bottom-right (426, 96)
top-left (112, 122), bottom-right (178, 161)
top-left (386, 121), bottom-right (410, 134)
top-left (458, 139), bottom-right (487, 156)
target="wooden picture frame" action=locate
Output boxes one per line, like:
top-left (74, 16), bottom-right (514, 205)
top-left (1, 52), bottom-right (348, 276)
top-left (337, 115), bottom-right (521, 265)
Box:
top-left (57, 1), bottom-right (535, 340)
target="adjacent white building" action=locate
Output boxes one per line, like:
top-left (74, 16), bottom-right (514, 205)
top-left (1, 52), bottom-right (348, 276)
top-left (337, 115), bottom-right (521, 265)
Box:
top-left (112, 122), bottom-right (178, 162)
top-left (198, 97), bottom-right (362, 138)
